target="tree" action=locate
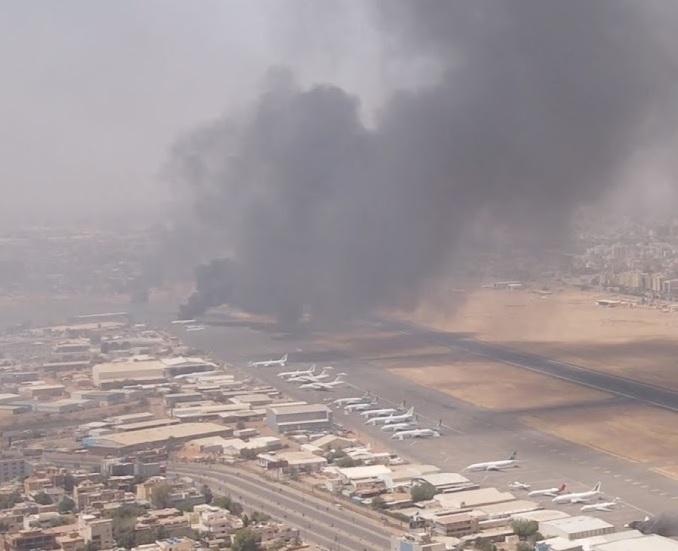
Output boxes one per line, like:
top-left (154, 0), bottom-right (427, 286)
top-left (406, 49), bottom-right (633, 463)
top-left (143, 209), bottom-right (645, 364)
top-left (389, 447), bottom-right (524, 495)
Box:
top-left (83, 541), bottom-right (98, 551)
top-left (58, 496), bottom-right (76, 514)
top-left (335, 456), bottom-right (358, 468)
top-left (239, 448), bottom-right (259, 460)
top-left (33, 492), bottom-right (53, 505)
top-left (511, 519), bottom-right (539, 540)
top-left (0, 490), bottom-right (21, 510)
top-left (232, 529), bottom-right (261, 551)
top-left (473, 537), bottom-right (496, 551)
top-left (151, 482), bottom-right (173, 509)
top-left (410, 482), bottom-right (436, 502)
top-left (200, 484), bottom-right (213, 505)
top-left (516, 543), bottom-right (534, 551)
top-left (249, 511), bottom-right (270, 524)
top-left (63, 473), bottom-right (75, 493)
top-left (370, 496), bottom-right (387, 510)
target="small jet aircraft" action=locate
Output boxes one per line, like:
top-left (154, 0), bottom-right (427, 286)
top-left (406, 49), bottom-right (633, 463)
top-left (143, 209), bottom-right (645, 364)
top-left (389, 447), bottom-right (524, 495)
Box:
top-left (360, 402), bottom-right (406, 419)
top-left (365, 407), bottom-right (415, 426)
top-left (277, 364), bottom-right (316, 379)
top-left (334, 393), bottom-right (373, 407)
top-left (581, 497), bottom-right (620, 512)
top-left (299, 374), bottom-right (347, 391)
top-left (344, 401), bottom-right (379, 412)
top-left (391, 420), bottom-right (442, 440)
top-left (288, 366), bottom-right (334, 383)
top-left (509, 481), bottom-right (531, 491)
top-left (552, 482), bottom-right (602, 504)
top-left (465, 452), bottom-right (519, 472)
top-left (247, 354), bottom-right (288, 368)
top-left (171, 319), bottom-right (197, 325)
top-left (381, 421), bottom-right (419, 432)
top-left (528, 483), bottom-right (567, 498)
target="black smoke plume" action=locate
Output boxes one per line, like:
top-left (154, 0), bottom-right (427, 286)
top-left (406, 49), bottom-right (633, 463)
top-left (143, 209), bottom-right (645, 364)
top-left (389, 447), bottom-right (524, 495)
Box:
top-left (627, 513), bottom-right (678, 537)
top-left (170, 1), bottom-right (678, 325)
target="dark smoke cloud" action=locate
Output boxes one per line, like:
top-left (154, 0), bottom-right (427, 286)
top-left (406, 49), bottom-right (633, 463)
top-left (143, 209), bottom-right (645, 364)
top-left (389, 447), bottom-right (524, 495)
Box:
top-left (628, 512), bottom-right (678, 537)
top-left (171, 1), bottom-right (678, 324)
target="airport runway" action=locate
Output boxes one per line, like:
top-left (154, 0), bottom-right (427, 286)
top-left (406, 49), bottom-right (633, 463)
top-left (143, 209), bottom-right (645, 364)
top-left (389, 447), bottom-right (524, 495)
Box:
top-left (375, 318), bottom-right (678, 413)
top-left (176, 322), bottom-right (678, 528)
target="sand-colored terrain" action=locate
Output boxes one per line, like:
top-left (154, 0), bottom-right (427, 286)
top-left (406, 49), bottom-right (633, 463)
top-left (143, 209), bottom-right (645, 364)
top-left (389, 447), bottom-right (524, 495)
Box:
top-left (522, 404), bottom-right (678, 469)
top-left (402, 287), bottom-right (678, 391)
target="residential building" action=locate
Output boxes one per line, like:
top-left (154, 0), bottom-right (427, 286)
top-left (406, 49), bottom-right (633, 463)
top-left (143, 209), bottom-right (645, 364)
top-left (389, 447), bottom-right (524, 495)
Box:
top-left (0, 454), bottom-right (29, 484)
top-left (433, 513), bottom-right (478, 537)
top-left (390, 533), bottom-right (446, 551)
top-left (3, 529), bottom-right (58, 551)
top-left (78, 513), bottom-right (114, 550)
top-left (194, 505), bottom-right (243, 538)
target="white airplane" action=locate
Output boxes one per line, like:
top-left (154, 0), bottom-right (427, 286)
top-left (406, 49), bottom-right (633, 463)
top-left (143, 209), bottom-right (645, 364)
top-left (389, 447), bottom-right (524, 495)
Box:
top-left (334, 393), bottom-right (372, 407)
top-left (391, 420), bottom-right (442, 440)
top-left (528, 483), bottom-right (566, 498)
top-left (172, 319), bottom-right (197, 325)
top-left (366, 407), bottom-right (415, 426)
top-left (552, 482), bottom-right (602, 504)
top-left (466, 452), bottom-right (519, 472)
top-left (344, 401), bottom-right (379, 413)
top-left (344, 443), bottom-right (372, 456)
top-left (509, 481), bottom-right (531, 491)
top-left (299, 374), bottom-right (347, 391)
top-left (581, 497), bottom-right (620, 512)
top-left (278, 364), bottom-right (316, 379)
top-left (360, 402), bottom-right (406, 419)
top-left (288, 367), bottom-right (334, 383)
top-left (381, 421), bottom-right (419, 432)
top-left (185, 324), bottom-right (206, 331)
top-left (247, 354), bottom-right (288, 368)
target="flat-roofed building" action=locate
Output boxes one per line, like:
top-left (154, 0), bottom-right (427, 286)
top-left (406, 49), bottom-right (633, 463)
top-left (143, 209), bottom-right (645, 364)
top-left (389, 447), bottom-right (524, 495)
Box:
top-left (433, 488), bottom-right (515, 510)
top-left (114, 419), bottom-right (180, 432)
top-left (0, 393), bottom-right (21, 404)
top-left (82, 422), bottom-right (232, 454)
top-left (433, 513), bottom-right (478, 537)
top-left (540, 516), bottom-right (615, 540)
top-left (476, 499), bottom-right (540, 520)
top-left (413, 472), bottom-right (475, 493)
top-left (575, 530), bottom-right (644, 550)
top-left (4, 529), bottom-right (58, 551)
top-left (541, 537), bottom-right (583, 551)
top-left (92, 360), bottom-right (166, 389)
top-left (0, 453), bottom-right (30, 484)
top-left (266, 403), bottom-right (332, 433)
top-left (592, 535), bottom-right (678, 551)
top-left (230, 394), bottom-right (272, 407)
top-left (257, 451), bottom-right (327, 472)
top-left (19, 384), bottom-right (65, 399)
top-left (512, 509), bottom-right (571, 524)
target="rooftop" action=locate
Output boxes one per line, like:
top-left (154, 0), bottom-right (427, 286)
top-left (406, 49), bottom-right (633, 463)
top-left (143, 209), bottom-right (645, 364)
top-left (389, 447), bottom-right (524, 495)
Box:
top-left (268, 403), bottom-right (331, 415)
top-left (84, 422), bottom-right (229, 448)
top-left (592, 535), bottom-right (678, 551)
top-left (542, 515), bottom-right (614, 534)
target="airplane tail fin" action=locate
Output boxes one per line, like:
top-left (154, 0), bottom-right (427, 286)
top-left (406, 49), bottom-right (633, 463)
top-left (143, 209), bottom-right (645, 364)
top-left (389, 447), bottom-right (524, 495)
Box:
top-left (406, 407), bottom-right (414, 416)
top-left (509, 451), bottom-right (518, 460)
top-left (366, 442), bottom-right (371, 451)
top-left (309, 364), bottom-right (316, 373)
top-left (558, 483), bottom-right (566, 492)
top-left (593, 482), bottom-right (602, 492)
top-left (434, 419), bottom-right (443, 430)
top-left (280, 354), bottom-right (288, 364)
top-left (400, 400), bottom-right (406, 409)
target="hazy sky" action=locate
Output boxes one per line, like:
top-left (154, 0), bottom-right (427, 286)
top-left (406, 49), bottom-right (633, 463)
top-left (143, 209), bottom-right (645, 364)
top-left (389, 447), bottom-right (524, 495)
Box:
top-left (0, 1), bottom-right (385, 225)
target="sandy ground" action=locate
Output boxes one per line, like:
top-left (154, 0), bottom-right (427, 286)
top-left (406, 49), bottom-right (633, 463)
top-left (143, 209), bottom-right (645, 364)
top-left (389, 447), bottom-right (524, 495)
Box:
top-left (401, 287), bottom-right (678, 391)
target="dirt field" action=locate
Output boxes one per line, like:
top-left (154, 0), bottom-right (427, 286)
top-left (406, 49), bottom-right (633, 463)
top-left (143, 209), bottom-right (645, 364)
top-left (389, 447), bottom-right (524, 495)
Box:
top-left (522, 404), bottom-right (678, 469)
top-left (401, 287), bottom-right (678, 391)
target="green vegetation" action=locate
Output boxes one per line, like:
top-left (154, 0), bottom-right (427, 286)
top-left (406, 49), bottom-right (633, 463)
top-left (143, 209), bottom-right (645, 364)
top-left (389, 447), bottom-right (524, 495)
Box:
top-left (370, 496), bottom-right (387, 510)
top-left (410, 481), bottom-right (436, 502)
top-left (212, 495), bottom-right (244, 516)
top-left (239, 448), bottom-right (259, 460)
top-left (473, 537), bottom-right (497, 551)
top-left (0, 490), bottom-right (21, 510)
top-left (63, 473), bottom-right (75, 492)
top-left (200, 484), bottom-right (213, 504)
top-left (150, 482), bottom-right (173, 509)
top-left (58, 496), bottom-right (76, 514)
top-left (511, 519), bottom-right (542, 548)
top-left (33, 491), bottom-right (53, 505)
top-left (516, 543), bottom-right (535, 551)
top-left (232, 528), bottom-right (262, 551)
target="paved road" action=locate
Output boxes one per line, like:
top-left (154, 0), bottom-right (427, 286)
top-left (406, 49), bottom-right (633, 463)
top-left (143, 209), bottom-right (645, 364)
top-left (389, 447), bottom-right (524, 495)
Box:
top-left (172, 464), bottom-right (389, 551)
top-left (375, 318), bottom-right (678, 412)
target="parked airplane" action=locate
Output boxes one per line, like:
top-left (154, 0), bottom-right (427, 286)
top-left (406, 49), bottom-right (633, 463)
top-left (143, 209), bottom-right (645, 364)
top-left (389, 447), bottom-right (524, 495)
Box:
top-left (299, 374), bottom-right (347, 391)
top-left (391, 420), bottom-right (442, 440)
top-left (381, 421), bottom-right (419, 432)
top-left (334, 393), bottom-right (372, 407)
top-left (171, 319), bottom-right (197, 325)
top-left (509, 481), bottom-right (531, 491)
top-left (360, 402), bottom-right (406, 419)
top-left (366, 407), bottom-right (415, 426)
top-left (344, 401), bottom-right (379, 413)
top-left (581, 498), bottom-right (620, 512)
top-left (278, 364), bottom-right (316, 379)
top-left (247, 354), bottom-right (288, 368)
top-left (528, 483), bottom-right (566, 498)
top-left (465, 452), bottom-right (519, 472)
top-left (552, 482), bottom-right (602, 504)
top-left (185, 324), bottom-right (206, 331)
top-left (288, 367), bottom-right (334, 383)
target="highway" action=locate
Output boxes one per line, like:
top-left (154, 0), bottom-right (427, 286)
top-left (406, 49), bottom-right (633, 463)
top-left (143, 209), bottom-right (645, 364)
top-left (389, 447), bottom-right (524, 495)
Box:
top-left (172, 464), bottom-right (390, 551)
top-left (375, 318), bottom-right (678, 412)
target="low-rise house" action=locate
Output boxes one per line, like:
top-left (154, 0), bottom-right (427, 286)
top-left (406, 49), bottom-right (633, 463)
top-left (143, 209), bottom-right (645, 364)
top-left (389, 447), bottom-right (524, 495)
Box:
top-left (257, 451), bottom-right (327, 473)
top-left (4, 529), bottom-right (58, 551)
top-left (194, 504), bottom-right (243, 538)
top-left (433, 513), bottom-right (478, 538)
top-left (77, 512), bottom-right (115, 550)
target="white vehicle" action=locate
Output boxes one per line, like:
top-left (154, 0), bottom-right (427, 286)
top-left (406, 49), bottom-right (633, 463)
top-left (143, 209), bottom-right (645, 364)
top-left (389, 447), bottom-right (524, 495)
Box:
top-left (366, 407), bottom-right (415, 426)
top-left (381, 421), bottom-right (419, 432)
top-left (528, 483), bottom-right (566, 498)
top-left (247, 354), bottom-right (288, 368)
top-left (334, 393), bottom-right (372, 407)
top-left (552, 482), bottom-right (602, 504)
top-left (278, 364), bottom-right (316, 379)
top-left (466, 452), bottom-right (518, 472)
top-left (581, 497), bottom-right (620, 512)
top-left (299, 374), bottom-right (347, 391)
top-left (344, 401), bottom-right (378, 412)
top-left (172, 319), bottom-right (197, 325)
top-left (392, 420), bottom-right (442, 440)
top-left (288, 367), bottom-right (334, 383)
top-left (509, 481), bottom-right (531, 491)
